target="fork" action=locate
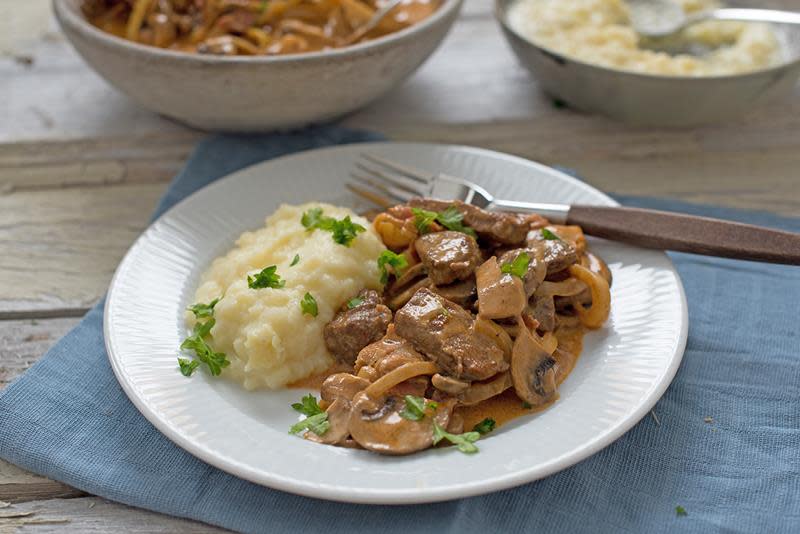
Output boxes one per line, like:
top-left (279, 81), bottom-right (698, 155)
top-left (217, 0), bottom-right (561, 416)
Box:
top-left (348, 154), bottom-right (800, 265)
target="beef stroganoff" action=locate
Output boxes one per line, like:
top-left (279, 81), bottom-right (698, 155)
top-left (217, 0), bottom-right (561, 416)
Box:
top-left (181, 199), bottom-right (611, 455)
top-left (83, 0), bottom-right (441, 56)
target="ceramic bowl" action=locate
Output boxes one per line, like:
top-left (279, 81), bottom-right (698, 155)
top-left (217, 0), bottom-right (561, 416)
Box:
top-left (495, 0), bottom-right (800, 126)
top-left (54, 0), bottom-right (462, 131)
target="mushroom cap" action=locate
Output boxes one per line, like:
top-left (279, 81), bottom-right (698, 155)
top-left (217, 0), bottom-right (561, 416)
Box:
top-left (348, 392), bottom-right (452, 455)
top-left (510, 325), bottom-right (558, 406)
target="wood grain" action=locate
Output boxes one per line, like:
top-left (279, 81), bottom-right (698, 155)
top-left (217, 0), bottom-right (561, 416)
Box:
top-left (0, 498), bottom-right (228, 533)
top-left (1, 0), bottom-right (799, 531)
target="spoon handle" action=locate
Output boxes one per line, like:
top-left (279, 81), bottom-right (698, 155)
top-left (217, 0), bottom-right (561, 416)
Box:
top-left (697, 8), bottom-right (800, 26)
top-left (566, 205), bottom-right (800, 265)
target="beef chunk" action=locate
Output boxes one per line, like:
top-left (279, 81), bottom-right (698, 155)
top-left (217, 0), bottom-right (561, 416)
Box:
top-left (527, 239), bottom-right (578, 275)
top-left (430, 279), bottom-right (477, 308)
top-left (324, 289), bottom-right (392, 365)
top-left (408, 198), bottom-right (544, 245)
top-left (394, 288), bottom-right (507, 381)
top-left (415, 231), bottom-right (482, 285)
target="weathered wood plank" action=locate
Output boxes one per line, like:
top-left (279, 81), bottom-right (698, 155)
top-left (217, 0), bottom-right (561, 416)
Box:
top-left (0, 317), bottom-right (77, 388)
top-left (0, 462), bottom-right (84, 504)
top-left (0, 183), bottom-right (166, 316)
top-left (0, 497), bottom-right (228, 533)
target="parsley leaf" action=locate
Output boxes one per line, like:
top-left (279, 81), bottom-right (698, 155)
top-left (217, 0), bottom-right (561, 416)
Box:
top-left (522, 401), bottom-right (533, 409)
top-left (248, 265), bottom-right (285, 289)
top-left (290, 254), bottom-right (300, 267)
top-left (291, 394), bottom-right (324, 417)
top-left (289, 396), bottom-right (328, 435)
top-left (377, 250), bottom-right (408, 284)
top-left (432, 421), bottom-right (480, 454)
top-left (436, 206), bottom-right (477, 238)
top-left (500, 251), bottom-right (530, 279)
top-left (411, 207), bottom-right (438, 234)
top-left (301, 292), bottom-right (318, 317)
top-left (289, 412), bottom-right (330, 436)
top-left (330, 216), bottom-right (366, 246)
top-left (179, 298), bottom-right (228, 377)
top-left (301, 208), bottom-right (365, 247)
top-left (180, 332), bottom-right (229, 376)
top-left (675, 506), bottom-right (688, 517)
top-left (541, 228), bottom-right (562, 241)
top-left (301, 207), bottom-right (327, 230)
top-left (177, 358), bottom-right (200, 377)
top-left (473, 418), bottom-right (496, 435)
top-left (399, 395), bottom-right (427, 421)
top-left (187, 297), bottom-right (220, 319)
top-left (346, 296), bottom-right (364, 309)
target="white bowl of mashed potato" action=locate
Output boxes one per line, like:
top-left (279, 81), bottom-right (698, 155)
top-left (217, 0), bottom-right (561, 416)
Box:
top-left (496, 0), bottom-right (800, 125)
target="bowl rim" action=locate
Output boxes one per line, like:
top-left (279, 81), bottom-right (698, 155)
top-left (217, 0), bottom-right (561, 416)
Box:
top-left (54, 0), bottom-right (463, 64)
top-left (494, 0), bottom-right (800, 82)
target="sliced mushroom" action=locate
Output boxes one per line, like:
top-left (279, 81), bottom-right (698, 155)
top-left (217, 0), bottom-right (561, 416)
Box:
top-left (475, 257), bottom-right (526, 319)
top-left (320, 373), bottom-right (370, 403)
top-left (432, 373), bottom-right (470, 395)
top-left (497, 247), bottom-right (547, 297)
top-left (511, 323), bottom-right (558, 406)
top-left (305, 398), bottom-right (352, 446)
top-left (458, 372), bottom-right (512, 405)
top-left (348, 392), bottom-right (452, 455)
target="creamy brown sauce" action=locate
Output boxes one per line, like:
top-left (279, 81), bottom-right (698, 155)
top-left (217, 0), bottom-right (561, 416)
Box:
top-left (289, 322), bottom-right (587, 432)
top-left (87, 1), bottom-right (440, 56)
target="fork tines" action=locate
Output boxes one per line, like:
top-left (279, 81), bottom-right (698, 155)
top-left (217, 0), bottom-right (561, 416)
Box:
top-left (348, 153), bottom-right (434, 206)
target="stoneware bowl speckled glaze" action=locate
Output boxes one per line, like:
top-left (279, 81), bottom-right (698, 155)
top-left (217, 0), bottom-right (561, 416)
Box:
top-left (54, 0), bottom-right (462, 131)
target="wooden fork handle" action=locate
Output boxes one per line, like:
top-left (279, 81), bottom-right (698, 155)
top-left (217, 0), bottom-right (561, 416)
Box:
top-left (566, 205), bottom-right (800, 265)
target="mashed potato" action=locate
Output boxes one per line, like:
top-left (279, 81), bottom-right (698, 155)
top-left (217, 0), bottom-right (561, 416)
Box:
top-left (190, 203), bottom-right (385, 390)
top-left (507, 0), bottom-right (781, 76)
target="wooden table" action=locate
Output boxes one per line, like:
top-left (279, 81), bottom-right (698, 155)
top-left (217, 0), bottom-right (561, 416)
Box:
top-left (1, 1), bottom-right (798, 531)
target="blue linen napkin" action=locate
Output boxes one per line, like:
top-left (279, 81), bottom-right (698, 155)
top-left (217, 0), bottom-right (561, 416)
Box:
top-left (1, 125), bottom-right (798, 534)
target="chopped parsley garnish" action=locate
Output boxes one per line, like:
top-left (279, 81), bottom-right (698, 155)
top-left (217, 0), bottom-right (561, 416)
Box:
top-left (300, 292), bottom-right (318, 317)
top-left (500, 251), bottom-right (530, 279)
top-left (331, 216), bottom-right (366, 246)
top-left (290, 254), bottom-right (300, 267)
top-left (399, 395), bottom-right (427, 421)
top-left (301, 207), bottom-right (326, 229)
top-left (377, 250), bottom-right (408, 284)
top-left (178, 358), bottom-right (200, 377)
top-left (292, 394), bottom-right (324, 417)
top-left (289, 394), bottom-right (329, 436)
top-left (436, 206), bottom-right (477, 238)
top-left (541, 228), bottom-right (562, 241)
top-left (411, 207), bottom-right (438, 234)
top-left (473, 418), bottom-right (496, 435)
top-left (187, 297), bottom-right (219, 319)
top-left (247, 265), bottom-right (285, 289)
top-left (301, 208), bottom-right (365, 246)
top-left (522, 401), bottom-right (533, 409)
top-left (180, 317), bottom-right (229, 376)
top-left (346, 296), bottom-right (364, 309)
top-left (675, 506), bottom-right (688, 517)
top-left (289, 413), bottom-right (330, 436)
top-left (432, 421), bottom-right (480, 454)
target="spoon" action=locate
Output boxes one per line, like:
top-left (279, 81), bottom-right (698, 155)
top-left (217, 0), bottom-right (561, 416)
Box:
top-left (627, 0), bottom-right (800, 39)
top-left (341, 0), bottom-right (405, 45)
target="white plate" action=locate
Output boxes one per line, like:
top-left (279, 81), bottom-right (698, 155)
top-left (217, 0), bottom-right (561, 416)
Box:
top-left (105, 143), bottom-right (688, 504)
